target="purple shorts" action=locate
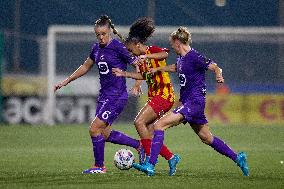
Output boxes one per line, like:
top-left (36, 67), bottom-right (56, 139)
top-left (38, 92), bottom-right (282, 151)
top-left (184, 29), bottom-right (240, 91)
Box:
top-left (95, 98), bottom-right (127, 125)
top-left (173, 99), bottom-right (208, 125)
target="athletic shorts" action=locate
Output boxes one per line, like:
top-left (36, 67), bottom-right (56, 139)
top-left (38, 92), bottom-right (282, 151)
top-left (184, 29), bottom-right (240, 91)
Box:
top-left (95, 98), bottom-right (127, 125)
top-left (173, 99), bottom-right (208, 125)
top-left (148, 95), bottom-right (174, 118)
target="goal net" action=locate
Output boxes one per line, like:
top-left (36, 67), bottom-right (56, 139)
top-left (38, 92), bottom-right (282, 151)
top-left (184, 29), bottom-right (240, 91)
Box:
top-left (46, 25), bottom-right (284, 125)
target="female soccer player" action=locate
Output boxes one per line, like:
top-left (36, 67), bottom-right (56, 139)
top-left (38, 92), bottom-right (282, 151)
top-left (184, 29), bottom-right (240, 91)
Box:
top-left (136, 26), bottom-right (249, 177)
top-left (112, 17), bottom-right (180, 176)
top-left (54, 15), bottom-right (144, 174)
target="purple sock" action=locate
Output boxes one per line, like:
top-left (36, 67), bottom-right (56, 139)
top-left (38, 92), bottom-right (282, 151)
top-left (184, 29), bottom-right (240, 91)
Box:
top-left (149, 130), bottom-right (164, 165)
top-left (91, 135), bottom-right (105, 167)
top-left (106, 130), bottom-right (140, 149)
top-left (210, 136), bottom-right (237, 161)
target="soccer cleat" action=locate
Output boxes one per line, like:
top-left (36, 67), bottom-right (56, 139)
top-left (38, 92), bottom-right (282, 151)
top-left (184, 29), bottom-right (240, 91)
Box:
top-left (82, 166), bottom-right (106, 174)
top-left (168, 154), bottom-right (181, 176)
top-left (132, 162), bottom-right (144, 171)
top-left (137, 144), bottom-right (146, 164)
top-left (139, 162), bottom-right (155, 176)
top-left (144, 156), bottom-right (150, 165)
top-left (132, 156), bottom-right (158, 172)
top-left (132, 156), bottom-right (149, 172)
top-left (235, 152), bottom-right (249, 176)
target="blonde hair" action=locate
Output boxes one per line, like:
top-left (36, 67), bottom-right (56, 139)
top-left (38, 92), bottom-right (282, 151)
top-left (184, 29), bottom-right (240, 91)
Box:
top-left (170, 26), bottom-right (192, 45)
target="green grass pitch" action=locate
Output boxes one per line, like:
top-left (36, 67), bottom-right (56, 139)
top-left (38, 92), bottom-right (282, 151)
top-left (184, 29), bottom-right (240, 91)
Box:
top-left (0, 124), bottom-right (283, 189)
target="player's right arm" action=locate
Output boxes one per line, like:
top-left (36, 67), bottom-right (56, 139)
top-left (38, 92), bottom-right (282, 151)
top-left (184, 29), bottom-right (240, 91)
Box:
top-left (208, 63), bottom-right (224, 83)
top-left (54, 57), bottom-right (94, 92)
top-left (149, 64), bottom-right (177, 74)
top-left (112, 68), bottom-right (144, 80)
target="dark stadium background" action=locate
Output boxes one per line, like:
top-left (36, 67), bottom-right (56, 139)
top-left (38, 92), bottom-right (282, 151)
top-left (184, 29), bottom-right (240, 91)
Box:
top-left (0, 1), bottom-right (283, 124)
top-left (0, 0), bottom-right (281, 74)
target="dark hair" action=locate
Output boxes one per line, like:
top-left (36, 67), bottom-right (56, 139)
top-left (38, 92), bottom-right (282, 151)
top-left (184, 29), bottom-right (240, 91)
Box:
top-left (94, 15), bottom-right (124, 41)
top-left (125, 17), bottom-right (155, 44)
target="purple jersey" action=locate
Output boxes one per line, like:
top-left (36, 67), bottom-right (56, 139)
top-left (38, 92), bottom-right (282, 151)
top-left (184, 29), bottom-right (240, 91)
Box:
top-left (89, 39), bottom-right (136, 100)
top-left (176, 48), bottom-right (213, 103)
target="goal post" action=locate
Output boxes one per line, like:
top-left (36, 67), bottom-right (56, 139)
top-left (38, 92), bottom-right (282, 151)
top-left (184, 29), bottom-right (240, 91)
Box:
top-left (46, 25), bottom-right (284, 125)
top-left (0, 32), bottom-right (3, 122)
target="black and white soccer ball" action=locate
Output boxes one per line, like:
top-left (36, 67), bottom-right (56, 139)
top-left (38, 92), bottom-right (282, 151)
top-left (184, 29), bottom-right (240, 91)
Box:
top-left (114, 149), bottom-right (135, 170)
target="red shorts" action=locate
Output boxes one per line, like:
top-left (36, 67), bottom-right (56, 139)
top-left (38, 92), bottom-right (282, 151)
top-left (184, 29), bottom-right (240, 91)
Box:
top-left (148, 95), bottom-right (174, 117)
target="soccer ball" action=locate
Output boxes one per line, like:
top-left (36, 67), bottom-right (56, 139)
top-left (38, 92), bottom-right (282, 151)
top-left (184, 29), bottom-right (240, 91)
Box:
top-left (114, 149), bottom-right (135, 170)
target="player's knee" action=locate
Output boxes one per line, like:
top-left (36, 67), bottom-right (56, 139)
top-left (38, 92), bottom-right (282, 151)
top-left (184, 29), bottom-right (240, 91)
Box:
top-left (153, 121), bottom-right (164, 131)
top-left (199, 133), bottom-right (213, 145)
top-left (134, 117), bottom-right (144, 128)
top-left (89, 124), bottom-right (102, 136)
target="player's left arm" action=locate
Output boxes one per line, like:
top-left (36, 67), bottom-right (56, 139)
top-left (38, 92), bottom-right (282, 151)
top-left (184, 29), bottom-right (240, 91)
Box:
top-left (208, 63), bottom-right (224, 83)
top-left (149, 64), bottom-right (177, 74)
top-left (139, 51), bottom-right (168, 62)
top-left (112, 68), bottom-right (144, 80)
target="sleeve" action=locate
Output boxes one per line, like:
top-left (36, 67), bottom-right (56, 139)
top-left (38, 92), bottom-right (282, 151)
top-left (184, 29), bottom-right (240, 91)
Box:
top-left (89, 43), bottom-right (98, 62)
top-left (175, 57), bottom-right (180, 67)
top-left (116, 42), bottom-right (138, 65)
top-left (194, 52), bottom-right (213, 70)
top-left (149, 46), bottom-right (170, 53)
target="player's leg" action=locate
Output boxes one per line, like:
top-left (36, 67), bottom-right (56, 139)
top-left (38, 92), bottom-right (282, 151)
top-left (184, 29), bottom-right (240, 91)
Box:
top-left (134, 104), bottom-right (171, 159)
top-left (135, 97), bottom-right (177, 164)
top-left (105, 128), bottom-right (141, 149)
top-left (82, 117), bottom-right (108, 174)
top-left (83, 98), bottom-right (139, 174)
top-left (144, 101), bottom-right (193, 176)
top-left (97, 98), bottom-right (140, 149)
top-left (102, 125), bottom-right (145, 164)
top-left (99, 99), bottom-right (143, 160)
top-left (133, 104), bottom-right (156, 164)
top-left (191, 123), bottom-right (249, 176)
top-left (134, 103), bottom-right (156, 139)
top-left (138, 111), bottom-right (184, 176)
top-left (144, 121), bottom-right (180, 176)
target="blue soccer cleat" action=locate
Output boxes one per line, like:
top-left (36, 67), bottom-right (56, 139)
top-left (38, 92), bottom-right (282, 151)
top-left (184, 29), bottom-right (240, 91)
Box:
top-left (139, 162), bottom-right (155, 176)
top-left (235, 152), bottom-right (249, 176)
top-left (82, 166), bottom-right (106, 174)
top-left (132, 162), bottom-right (144, 171)
top-left (132, 155), bottom-right (150, 172)
top-left (168, 154), bottom-right (181, 176)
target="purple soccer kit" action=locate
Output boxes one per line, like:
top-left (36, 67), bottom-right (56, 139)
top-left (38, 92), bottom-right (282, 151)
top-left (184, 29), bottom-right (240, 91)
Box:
top-left (149, 49), bottom-right (237, 166)
top-left (88, 39), bottom-right (140, 167)
top-left (173, 48), bottom-right (210, 125)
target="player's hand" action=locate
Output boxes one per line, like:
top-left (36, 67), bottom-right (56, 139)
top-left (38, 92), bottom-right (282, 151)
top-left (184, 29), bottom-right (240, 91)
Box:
top-left (216, 69), bottom-right (224, 83)
top-left (148, 67), bottom-right (158, 74)
top-left (54, 80), bottom-right (68, 92)
top-left (112, 68), bottom-right (125, 77)
top-left (139, 55), bottom-right (147, 62)
top-left (216, 75), bottom-right (224, 83)
top-left (129, 85), bottom-right (143, 97)
top-left (132, 57), bottom-right (143, 66)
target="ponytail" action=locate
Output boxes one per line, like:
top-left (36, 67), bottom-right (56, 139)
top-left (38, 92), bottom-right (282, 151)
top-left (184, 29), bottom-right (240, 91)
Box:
top-left (109, 20), bottom-right (125, 42)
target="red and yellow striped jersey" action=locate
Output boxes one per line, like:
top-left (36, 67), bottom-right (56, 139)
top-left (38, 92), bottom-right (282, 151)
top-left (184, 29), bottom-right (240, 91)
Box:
top-left (139, 46), bottom-right (175, 102)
